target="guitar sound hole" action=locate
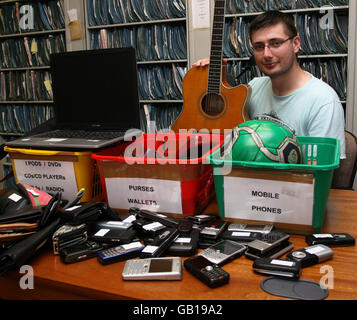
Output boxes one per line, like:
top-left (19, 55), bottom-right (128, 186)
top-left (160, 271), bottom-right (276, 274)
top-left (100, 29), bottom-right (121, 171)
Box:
top-left (201, 93), bottom-right (225, 117)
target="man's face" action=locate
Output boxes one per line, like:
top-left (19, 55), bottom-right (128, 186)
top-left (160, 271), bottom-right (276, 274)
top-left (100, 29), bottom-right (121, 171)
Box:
top-left (250, 23), bottom-right (300, 79)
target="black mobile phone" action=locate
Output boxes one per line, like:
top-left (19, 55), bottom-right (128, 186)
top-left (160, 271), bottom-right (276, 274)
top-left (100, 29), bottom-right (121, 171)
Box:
top-left (286, 244), bottom-right (334, 268)
top-left (59, 240), bottom-right (108, 264)
top-left (253, 257), bottom-right (302, 279)
top-left (136, 208), bottom-right (178, 228)
top-left (132, 218), bottom-right (166, 238)
top-left (90, 227), bottom-right (137, 244)
top-left (221, 230), bottom-right (263, 244)
top-left (245, 240), bottom-right (294, 261)
top-left (188, 214), bottom-right (218, 224)
top-left (200, 220), bottom-right (228, 240)
top-left (246, 230), bottom-right (290, 254)
top-left (305, 233), bottom-right (355, 247)
top-left (184, 255), bottom-right (229, 288)
top-left (166, 228), bottom-right (200, 256)
top-left (52, 223), bottom-right (87, 255)
top-left (140, 228), bottom-right (179, 258)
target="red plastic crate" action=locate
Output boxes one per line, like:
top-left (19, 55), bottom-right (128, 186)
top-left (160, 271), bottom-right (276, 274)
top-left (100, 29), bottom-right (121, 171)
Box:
top-left (92, 132), bottom-right (224, 215)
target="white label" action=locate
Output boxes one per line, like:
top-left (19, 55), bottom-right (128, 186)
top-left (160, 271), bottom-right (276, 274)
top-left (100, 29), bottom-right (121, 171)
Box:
top-left (142, 245), bottom-right (158, 253)
top-left (9, 193), bottom-right (22, 202)
top-left (223, 176), bottom-right (314, 225)
top-left (313, 234), bottom-right (333, 238)
top-left (175, 237), bottom-right (191, 243)
top-left (65, 205), bottom-right (81, 211)
top-left (122, 215), bottom-right (136, 223)
top-left (271, 259), bottom-right (294, 267)
top-left (143, 222), bottom-right (163, 231)
top-left (232, 232), bottom-right (251, 237)
top-left (94, 229), bottom-right (110, 237)
top-left (306, 245), bottom-right (326, 255)
top-left (13, 159), bottom-right (78, 201)
top-left (105, 177), bottom-right (183, 214)
top-left (67, 8), bottom-right (78, 22)
top-left (121, 242), bottom-right (143, 250)
top-left (106, 221), bottom-right (127, 226)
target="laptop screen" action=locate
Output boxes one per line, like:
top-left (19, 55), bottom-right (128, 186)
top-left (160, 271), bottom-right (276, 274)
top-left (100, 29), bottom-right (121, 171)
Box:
top-left (50, 47), bottom-right (141, 131)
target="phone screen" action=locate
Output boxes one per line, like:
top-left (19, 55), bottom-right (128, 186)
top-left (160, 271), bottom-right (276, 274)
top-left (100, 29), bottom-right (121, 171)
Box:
top-left (213, 241), bottom-right (244, 255)
top-left (149, 259), bottom-right (173, 273)
top-left (245, 224), bottom-right (268, 231)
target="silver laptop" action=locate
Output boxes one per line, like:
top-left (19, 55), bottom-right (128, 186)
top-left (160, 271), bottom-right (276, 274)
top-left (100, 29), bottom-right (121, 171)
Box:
top-left (6, 47), bottom-right (142, 150)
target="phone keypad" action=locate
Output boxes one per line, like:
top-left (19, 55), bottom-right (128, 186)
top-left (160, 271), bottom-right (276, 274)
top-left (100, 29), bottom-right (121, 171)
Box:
top-left (125, 260), bottom-right (148, 275)
top-left (260, 231), bottom-right (287, 244)
top-left (202, 264), bottom-right (228, 282)
top-left (101, 246), bottom-right (125, 257)
top-left (200, 248), bottom-right (227, 263)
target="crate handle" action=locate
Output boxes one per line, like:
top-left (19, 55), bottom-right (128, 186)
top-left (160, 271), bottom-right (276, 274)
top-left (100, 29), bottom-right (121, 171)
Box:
top-left (12, 149), bottom-right (62, 156)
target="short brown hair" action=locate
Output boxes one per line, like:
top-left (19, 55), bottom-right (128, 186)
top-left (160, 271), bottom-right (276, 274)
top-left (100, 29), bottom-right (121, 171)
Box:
top-left (249, 11), bottom-right (297, 41)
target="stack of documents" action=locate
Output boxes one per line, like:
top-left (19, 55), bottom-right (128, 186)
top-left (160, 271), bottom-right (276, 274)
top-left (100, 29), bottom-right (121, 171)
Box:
top-left (0, 34), bottom-right (66, 68)
top-left (0, 70), bottom-right (52, 101)
top-left (0, 104), bottom-right (54, 134)
top-left (297, 12), bottom-right (347, 55)
top-left (140, 103), bottom-right (183, 133)
top-left (300, 57), bottom-right (347, 100)
top-left (0, 0), bottom-right (65, 34)
top-left (137, 64), bottom-right (186, 101)
top-left (86, 0), bottom-right (186, 26)
top-left (89, 24), bottom-right (187, 61)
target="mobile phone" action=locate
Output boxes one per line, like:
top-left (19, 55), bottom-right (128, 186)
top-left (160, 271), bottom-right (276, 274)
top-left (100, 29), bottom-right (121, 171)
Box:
top-left (228, 223), bottom-right (274, 234)
top-left (305, 233), bottom-right (355, 247)
top-left (221, 230), bottom-right (263, 244)
top-left (95, 220), bottom-right (132, 230)
top-left (140, 228), bottom-right (179, 258)
top-left (97, 241), bottom-right (145, 265)
top-left (90, 227), bottom-right (137, 244)
top-left (132, 218), bottom-right (166, 238)
top-left (245, 240), bottom-right (294, 261)
top-left (188, 215), bottom-right (217, 224)
top-left (200, 220), bottom-right (228, 239)
top-left (199, 240), bottom-right (246, 266)
top-left (286, 244), bottom-right (334, 268)
top-left (252, 257), bottom-right (302, 279)
top-left (122, 257), bottom-right (182, 280)
top-left (136, 209), bottom-right (178, 228)
top-left (247, 230), bottom-right (290, 254)
top-left (52, 223), bottom-right (87, 255)
top-left (166, 228), bottom-right (200, 256)
top-left (184, 255), bottom-right (229, 288)
top-left (59, 240), bottom-right (108, 264)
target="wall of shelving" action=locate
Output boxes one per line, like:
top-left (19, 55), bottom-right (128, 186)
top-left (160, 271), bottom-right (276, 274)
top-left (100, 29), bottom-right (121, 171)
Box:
top-left (0, 0), bottom-right (69, 188)
top-left (1, 0), bottom-right (356, 188)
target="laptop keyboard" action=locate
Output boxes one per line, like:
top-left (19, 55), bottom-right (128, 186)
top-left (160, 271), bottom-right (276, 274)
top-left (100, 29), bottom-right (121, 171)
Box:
top-left (36, 129), bottom-right (126, 140)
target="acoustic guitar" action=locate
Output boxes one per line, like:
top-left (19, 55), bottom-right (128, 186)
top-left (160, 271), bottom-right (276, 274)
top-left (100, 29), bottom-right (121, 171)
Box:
top-left (171, 0), bottom-right (251, 133)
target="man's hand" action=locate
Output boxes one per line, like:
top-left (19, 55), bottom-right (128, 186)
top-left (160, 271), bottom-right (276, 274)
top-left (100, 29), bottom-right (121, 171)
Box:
top-left (192, 58), bottom-right (228, 67)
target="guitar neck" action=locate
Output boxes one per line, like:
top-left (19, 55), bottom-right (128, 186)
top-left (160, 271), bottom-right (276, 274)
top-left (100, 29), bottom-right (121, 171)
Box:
top-left (208, 0), bottom-right (226, 95)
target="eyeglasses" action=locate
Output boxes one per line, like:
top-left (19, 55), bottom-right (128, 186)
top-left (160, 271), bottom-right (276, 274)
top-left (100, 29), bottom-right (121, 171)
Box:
top-left (252, 36), bottom-right (295, 52)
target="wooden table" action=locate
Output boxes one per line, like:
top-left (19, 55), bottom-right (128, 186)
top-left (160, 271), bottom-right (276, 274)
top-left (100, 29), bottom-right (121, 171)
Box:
top-left (1, 189), bottom-right (357, 300)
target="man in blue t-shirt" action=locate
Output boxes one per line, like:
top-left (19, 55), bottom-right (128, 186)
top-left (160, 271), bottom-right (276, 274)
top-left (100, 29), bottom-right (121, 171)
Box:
top-left (193, 11), bottom-right (346, 159)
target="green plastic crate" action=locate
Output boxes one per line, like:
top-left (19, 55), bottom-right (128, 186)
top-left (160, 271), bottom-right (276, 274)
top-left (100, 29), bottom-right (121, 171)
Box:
top-left (207, 137), bottom-right (340, 233)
